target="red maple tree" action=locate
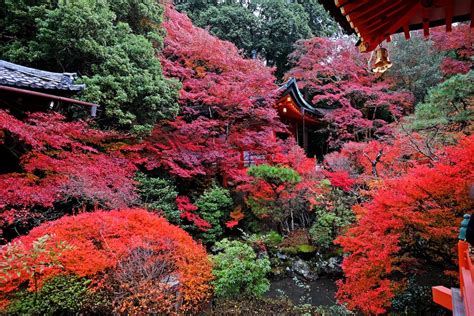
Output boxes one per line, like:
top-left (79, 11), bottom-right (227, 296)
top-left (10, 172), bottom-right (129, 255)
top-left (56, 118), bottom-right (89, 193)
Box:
top-left (0, 110), bottom-right (137, 238)
top-left (128, 6), bottom-right (291, 184)
top-left (176, 195), bottom-right (211, 231)
top-left (322, 127), bottom-right (449, 193)
top-left (335, 135), bottom-right (474, 314)
top-left (431, 24), bottom-right (473, 76)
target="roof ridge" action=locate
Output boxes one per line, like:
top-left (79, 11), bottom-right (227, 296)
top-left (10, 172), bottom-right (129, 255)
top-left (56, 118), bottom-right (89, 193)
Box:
top-left (278, 77), bottom-right (335, 118)
top-left (0, 60), bottom-right (77, 84)
top-left (0, 60), bottom-right (84, 91)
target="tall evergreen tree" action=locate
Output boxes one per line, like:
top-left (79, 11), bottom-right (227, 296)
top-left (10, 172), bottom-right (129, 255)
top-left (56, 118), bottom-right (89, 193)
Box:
top-left (387, 34), bottom-right (444, 104)
top-left (0, 0), bottom-right (179, 131)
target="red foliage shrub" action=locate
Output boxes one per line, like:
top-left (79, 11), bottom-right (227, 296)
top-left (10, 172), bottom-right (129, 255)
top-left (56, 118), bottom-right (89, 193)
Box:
top-left (432, 24), bottom-right (473, 77)
top-left (335, 136), bottom-right (474, 314)
top-left (0, 110), bottom-right (138, 235)
top-left (323, 131), bottom-right (440, 188)
top-left (323, 170), bottom-right (355, 192)
top-left (431, 24), bottom-right (473, 59)
top-left (0, 209), bottom-right (213, 314)
top-left (440, 57), bottom-right (471, 76)
top-left (176, 196), bottom-right (211, 231)
top-left (225, 206), bottom-right (245, 229)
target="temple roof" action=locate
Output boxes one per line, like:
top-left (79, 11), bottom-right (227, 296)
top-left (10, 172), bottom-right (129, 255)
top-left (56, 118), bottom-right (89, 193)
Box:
top-left (277, 78), bottom-right (331, 118)
top-left (318, 0), bottom-right (472, 52)
top-left (0, 60), bottom-right (85, 91)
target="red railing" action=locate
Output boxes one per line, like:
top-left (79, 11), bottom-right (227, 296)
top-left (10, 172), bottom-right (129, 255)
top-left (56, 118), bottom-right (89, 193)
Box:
top-left (433, 240), bottom-right (474, 315)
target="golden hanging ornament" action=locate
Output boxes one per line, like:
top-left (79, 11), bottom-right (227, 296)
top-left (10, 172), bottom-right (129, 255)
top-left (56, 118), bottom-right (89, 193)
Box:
top-left (372, 47), bottom-right (393, 73)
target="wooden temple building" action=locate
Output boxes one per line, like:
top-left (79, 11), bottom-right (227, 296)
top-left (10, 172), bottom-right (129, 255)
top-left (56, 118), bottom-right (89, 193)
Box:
top-left (0, 60), bottom-right (97, 117)
top-left (317, 0), bottom-right (473, 314)
top-left (275, 78), bottom-right (332, 159)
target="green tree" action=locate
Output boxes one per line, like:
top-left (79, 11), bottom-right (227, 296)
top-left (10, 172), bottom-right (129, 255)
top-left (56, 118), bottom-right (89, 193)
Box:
top-left (193, 5), bottom-right (259, 58)
top-left (309, 211), bottom-right (337, 249)
top-left (212, 239), bottom-right (271, 299)
top-left (7, 275), bottom-right (107, 315)
top-left (243, 164), bottom-right (307, 232)
top-left (247, 164), bottom-right (301, 186)
top-left (0, 0), bottom-right (179, 130)
top-left (257, 0), bottom-right (312, 77)
top-left (411, 71), bottom-right (473, 131)
top-left (174, 0), bottom-right (213, 17)
top-left (309, 188), bottom-right (355, 249)
top-left (135, 172), bottom-right (179, 224)
top-left (295, 0), bottom-right (338, 37)
top-left (388, 34), bottom-right (444, 103)
top-left (195, 185), bottom-right (233, 244)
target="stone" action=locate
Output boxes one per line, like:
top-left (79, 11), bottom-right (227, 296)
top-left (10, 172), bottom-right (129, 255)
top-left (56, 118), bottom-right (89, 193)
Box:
top-left (290, 259), bottom-right (316, 281)
top-left (276, 252), bottom-right (288, 261)
top-left (315, 256), bottom-right (343, 276)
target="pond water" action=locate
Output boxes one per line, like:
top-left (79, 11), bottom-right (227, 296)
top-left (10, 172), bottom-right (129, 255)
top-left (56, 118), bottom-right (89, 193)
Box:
top-left (267, 276), bottom-right (338, 306)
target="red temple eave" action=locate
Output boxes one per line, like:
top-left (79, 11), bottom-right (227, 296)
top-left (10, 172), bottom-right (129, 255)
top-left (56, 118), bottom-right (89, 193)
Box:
top-left (319, 0), bottom-right (473, 52)
top-left (274, 78), bottom-right (325, 125)
top-left (275, 99), bottom-right (320, 125)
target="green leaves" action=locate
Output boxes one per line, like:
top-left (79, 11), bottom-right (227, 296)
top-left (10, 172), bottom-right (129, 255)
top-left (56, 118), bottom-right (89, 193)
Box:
top-left (195, 185), bottom-right (233, 244)
top-left (7, 275), bottom-right (106, 315)
top-left (388, 34), bottom-right (444, 103)
top-left (135, 172), bottom-right (180, 224)
top-left (211, 239), bottom-right (271, 299)
top-left (193, 5), bottom-right (259, 57)
top-left (248, 164), bottom-right (301, 186)
top-left (309, 188), bottom-right (355, 249)
top-left (178, 0), bottom-right (336, 77)
top-left (296, 0), bottom-right (338, 38)
top-left (411, 71), bottom-right (474, 131)
top-left (257, 0), bottom-right (312, 77)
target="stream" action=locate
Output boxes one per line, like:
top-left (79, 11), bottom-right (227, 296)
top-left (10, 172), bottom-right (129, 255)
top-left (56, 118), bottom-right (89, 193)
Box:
top-left (267, 276), bottom-right (338, 306)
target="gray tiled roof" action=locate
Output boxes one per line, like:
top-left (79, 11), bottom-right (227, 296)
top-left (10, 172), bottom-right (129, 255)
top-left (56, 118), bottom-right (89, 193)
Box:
top-left (0, 60), bottom-right (85, 91)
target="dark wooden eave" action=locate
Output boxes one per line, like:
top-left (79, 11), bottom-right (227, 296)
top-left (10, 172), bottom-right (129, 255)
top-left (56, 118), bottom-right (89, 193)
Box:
top-left (0, 60), bottom-right (98, 116)
top-left (0, 85), bottom-right (99, 116)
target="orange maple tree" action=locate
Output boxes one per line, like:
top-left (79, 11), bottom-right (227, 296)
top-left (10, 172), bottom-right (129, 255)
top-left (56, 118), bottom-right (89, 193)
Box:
top-left (0, 209), bottom-right (213, 314)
